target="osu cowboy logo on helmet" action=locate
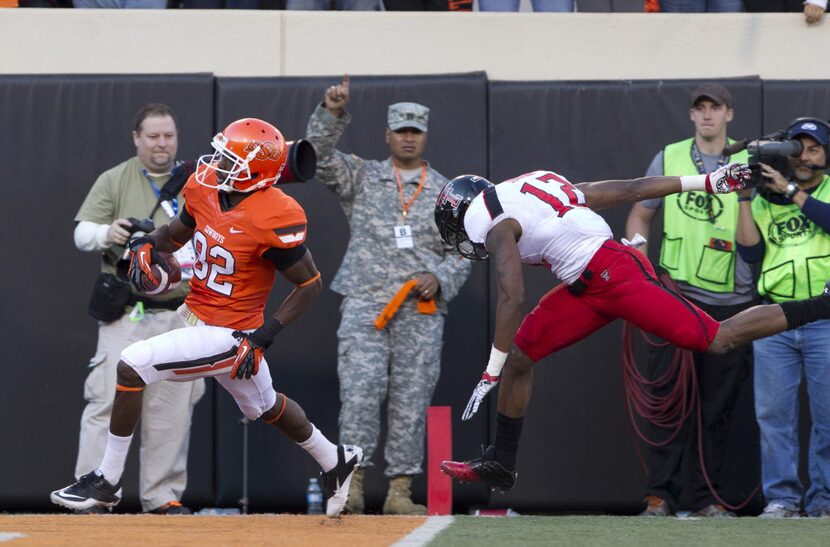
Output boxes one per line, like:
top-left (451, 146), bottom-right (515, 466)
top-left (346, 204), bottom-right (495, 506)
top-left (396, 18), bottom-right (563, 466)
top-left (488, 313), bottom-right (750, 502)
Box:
top-left (196, 118), bottom-right (288, 193)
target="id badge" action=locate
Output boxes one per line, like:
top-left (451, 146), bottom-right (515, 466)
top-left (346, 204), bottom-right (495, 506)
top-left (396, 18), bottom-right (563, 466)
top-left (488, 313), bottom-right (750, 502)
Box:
top-left (394, 225), bottom-right (413, 249)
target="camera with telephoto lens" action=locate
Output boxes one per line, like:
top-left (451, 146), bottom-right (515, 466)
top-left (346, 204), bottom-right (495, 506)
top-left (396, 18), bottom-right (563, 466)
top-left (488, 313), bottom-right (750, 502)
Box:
top-left (746, 135), bottom-right (802, 187)
top-left (723, 130), bottom-right (801, 188)
top-left (725, 117), bottom-right (830, 189)
top-left (125, 217), bottom-right (155, 239)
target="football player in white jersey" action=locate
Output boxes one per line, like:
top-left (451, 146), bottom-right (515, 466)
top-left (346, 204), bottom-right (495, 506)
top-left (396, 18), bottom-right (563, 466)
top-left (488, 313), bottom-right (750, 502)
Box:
top-left (435, 166), bottom-right (830, 490)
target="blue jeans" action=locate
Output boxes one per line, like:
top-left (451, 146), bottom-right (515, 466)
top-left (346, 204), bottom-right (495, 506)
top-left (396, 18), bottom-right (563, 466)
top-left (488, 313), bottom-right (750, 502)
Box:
top-left (659, 0), bottom-right (744, 11)
top-left (754, 320), bottom-right (830, 514)
top-left (478, 0), bottom-right (574, 11)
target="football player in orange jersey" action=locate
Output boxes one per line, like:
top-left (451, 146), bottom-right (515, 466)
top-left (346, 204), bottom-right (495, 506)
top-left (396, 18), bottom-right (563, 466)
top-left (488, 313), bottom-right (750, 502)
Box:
top-left (52, 118), bottom-right (362, 518)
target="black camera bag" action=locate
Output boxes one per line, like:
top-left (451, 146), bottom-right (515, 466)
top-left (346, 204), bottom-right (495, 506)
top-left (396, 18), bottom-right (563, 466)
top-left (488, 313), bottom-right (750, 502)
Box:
top-left (87, 272), bottom-right (133, 322)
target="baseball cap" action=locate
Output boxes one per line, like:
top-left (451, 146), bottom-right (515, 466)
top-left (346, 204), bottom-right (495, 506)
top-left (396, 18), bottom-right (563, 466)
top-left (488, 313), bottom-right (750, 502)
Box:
top-left (787, 119), bottom-right (830, 146)
top-left (388, 102), bottom-right (429, 132)
top-left (690, 83), bottom-right (732, 108)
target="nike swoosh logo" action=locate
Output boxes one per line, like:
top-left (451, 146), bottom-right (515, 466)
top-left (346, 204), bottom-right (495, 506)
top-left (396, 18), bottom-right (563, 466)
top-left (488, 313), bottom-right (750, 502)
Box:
top-left (230, 227), bottom-right (243, 234)
top-left (238, 346), bottom-right (249, 360)
top-left (58, 493), bottom-right (86, 500)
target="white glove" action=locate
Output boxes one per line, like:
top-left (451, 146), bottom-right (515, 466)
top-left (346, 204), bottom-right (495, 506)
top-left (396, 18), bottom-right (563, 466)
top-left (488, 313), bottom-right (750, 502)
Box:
top-left (705, 162), bottom-right (752, 194)
top-left (621, 233), bottom-right (647, 250)
top-left (462, 372), bottom-right (500, 421)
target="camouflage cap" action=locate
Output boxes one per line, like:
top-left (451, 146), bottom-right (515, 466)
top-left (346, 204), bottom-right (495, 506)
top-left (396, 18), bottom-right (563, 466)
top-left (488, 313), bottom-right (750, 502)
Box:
top-left (388, 102), bottom-right (429, 132)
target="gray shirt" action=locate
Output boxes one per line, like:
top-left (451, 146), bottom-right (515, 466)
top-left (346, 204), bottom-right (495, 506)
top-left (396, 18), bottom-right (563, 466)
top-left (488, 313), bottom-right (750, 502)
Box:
top-left (639, 150), bottom-right (754, 306)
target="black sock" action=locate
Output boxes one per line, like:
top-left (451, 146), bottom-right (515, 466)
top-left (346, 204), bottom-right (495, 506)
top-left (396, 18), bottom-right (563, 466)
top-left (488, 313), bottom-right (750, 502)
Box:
top-left (494, 413), bottom-right (524, 471)
top-left (780, 293), bottom-right (830, 330)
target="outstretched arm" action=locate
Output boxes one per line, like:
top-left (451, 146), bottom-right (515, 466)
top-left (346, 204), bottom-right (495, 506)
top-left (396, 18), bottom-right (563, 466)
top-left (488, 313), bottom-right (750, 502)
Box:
top-left (577, 163), bottom-right (751, 212)
top-left (577, 177), bottom-right (681, 211)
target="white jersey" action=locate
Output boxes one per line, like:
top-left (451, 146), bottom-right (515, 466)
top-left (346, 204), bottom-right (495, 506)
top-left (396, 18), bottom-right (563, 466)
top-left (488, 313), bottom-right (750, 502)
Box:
top-left (464, 170), bottom-right (612, 284)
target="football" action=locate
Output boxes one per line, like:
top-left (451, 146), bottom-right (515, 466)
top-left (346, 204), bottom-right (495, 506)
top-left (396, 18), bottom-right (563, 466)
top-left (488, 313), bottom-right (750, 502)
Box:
top-left (141, 251), bottom-right (182, 296)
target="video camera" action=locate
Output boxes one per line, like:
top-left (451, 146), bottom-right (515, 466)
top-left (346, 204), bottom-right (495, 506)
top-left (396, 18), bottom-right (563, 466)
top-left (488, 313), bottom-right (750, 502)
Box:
top-left (723, 130), bottom-right (801, 186)
top-left (723, 117), bottom-right (830, 187)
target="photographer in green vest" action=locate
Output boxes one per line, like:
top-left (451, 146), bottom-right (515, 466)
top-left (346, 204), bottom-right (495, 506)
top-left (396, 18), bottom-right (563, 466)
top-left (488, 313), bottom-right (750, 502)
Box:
top-left (736, 118), bottom-right (830, 519)
top-left (626, 83), bottom-right (754, 518)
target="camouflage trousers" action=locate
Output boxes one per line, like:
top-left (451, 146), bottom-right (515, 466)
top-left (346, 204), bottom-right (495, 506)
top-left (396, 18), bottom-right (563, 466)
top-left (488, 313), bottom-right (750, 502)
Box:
top-left (336, 296), bottom-right (444, 477)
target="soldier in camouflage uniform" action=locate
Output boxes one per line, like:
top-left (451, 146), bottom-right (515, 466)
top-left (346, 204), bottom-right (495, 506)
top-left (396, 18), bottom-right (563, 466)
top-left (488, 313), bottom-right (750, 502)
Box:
top-left (305, 75), bottom-right (471, 515)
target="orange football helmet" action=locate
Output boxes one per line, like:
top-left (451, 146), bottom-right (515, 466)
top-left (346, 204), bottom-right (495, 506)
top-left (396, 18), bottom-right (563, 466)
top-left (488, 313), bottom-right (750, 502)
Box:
top-left (196, 118), bottom-right (288, 193)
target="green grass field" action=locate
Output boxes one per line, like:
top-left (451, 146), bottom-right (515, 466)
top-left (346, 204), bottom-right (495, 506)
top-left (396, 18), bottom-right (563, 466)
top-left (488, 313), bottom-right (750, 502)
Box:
top-left (430, 515), bottom-right (830, 547)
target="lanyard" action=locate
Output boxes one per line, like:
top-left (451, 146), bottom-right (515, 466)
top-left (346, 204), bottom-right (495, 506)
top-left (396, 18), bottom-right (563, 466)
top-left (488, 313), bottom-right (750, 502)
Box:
top-left (142, 168), bottom-right (178, 216)
top-left (394, 163), bottom-right (427, 218)
top-left (690, 141), bottom-right (729, 175)
top-left (690, 142), bottom-right (728, 224)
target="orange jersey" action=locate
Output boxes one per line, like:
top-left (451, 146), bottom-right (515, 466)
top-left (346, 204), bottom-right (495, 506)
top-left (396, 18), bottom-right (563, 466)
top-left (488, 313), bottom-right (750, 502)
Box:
top-left (182, 175), bottom-right (308, 330)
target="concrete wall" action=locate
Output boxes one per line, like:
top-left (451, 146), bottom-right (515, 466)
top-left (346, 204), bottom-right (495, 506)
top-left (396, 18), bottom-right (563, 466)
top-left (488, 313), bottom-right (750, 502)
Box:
top-left (1, 10), bottom-right (826, 79)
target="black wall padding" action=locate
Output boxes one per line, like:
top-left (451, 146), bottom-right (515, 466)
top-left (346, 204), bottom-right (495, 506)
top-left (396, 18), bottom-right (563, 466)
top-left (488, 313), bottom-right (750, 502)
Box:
top-left (0, 74), bottom-right (216, 511)
top-left (3, 74), bottom-right (829, 514)
top-left (761, 80), bottom-right (830, 134)
top-left (211, 73), bottom-right (491, 512)
top-left (486, 78), bottom-right (765, 513)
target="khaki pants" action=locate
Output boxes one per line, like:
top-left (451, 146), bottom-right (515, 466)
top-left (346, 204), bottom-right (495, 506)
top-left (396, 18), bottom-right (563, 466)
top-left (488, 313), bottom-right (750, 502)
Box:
top-left (75, 309), bottom-right (205, 512)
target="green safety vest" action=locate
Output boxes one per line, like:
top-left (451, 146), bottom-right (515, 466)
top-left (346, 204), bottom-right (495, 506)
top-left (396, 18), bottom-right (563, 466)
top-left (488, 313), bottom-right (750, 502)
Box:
top-left (751, 175), bottom-right (830, 302)
top-left (659, 137), bottom-right (749, 293)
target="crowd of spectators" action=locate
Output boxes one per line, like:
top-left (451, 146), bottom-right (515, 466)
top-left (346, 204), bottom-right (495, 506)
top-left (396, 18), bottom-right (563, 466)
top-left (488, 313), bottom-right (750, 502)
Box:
top-left (5, 0), bottom-right (825, 21)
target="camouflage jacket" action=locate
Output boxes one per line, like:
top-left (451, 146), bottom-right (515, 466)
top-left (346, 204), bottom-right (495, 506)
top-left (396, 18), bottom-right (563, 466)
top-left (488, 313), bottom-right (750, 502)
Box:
top-left (306, 104), bottom-right (471, 310)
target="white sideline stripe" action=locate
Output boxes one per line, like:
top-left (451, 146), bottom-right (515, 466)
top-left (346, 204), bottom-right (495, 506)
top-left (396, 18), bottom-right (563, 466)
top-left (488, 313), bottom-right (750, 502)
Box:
top-left (392, 515), bottom-right (454, 547)
top-left (0, 533), bottom-right (26, 542)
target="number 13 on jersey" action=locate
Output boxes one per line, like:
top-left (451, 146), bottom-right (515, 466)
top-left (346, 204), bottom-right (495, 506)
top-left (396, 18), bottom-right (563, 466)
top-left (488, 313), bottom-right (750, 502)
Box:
top-left (514, 171), bottom-right (585, 217)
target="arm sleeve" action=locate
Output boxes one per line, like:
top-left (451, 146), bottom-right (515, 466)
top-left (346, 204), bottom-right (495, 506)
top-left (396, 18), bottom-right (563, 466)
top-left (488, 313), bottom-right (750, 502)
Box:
top-left (179, 203), bottom-right (196, 229)
top-left (736, 240), bottom-right (765, 264)
top-left (74, 221), bottom-right (111, 251)
top-left (431, 248), bottom-right (473, 303)
top-left (75, 171), bottom-right (117, 225)
top-left (805, 0), bottom-right (827, 8)
top-left (801, 195), bottom-right (830, 234)
top-left (263, 244), bottom-right (308, 271)
top-left (305, 104), bottom-right (365, 205)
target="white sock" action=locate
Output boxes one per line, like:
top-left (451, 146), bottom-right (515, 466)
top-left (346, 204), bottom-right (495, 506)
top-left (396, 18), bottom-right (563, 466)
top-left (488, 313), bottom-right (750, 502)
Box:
top-left (97, 432), bottom-right (133, 485)
top-left (297, 424), bottom-right (338, 472)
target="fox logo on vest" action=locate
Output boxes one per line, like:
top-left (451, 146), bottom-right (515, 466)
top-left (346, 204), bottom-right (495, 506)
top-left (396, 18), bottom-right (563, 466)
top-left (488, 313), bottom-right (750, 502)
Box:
top-left (767, 210), bottom-right (817, 247)
top-left (675, 192), bottom-right (725, 222)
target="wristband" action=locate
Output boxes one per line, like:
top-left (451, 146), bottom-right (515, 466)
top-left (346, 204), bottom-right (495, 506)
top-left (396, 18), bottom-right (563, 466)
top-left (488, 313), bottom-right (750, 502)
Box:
top-left (250, 317), bottom-right (283, 347)
top-left (485, 346), bottom-right (508, 377)
top-left (679, 175), bottom-right (707, 192)
top-left (737, 196), bottom-right (752, 202)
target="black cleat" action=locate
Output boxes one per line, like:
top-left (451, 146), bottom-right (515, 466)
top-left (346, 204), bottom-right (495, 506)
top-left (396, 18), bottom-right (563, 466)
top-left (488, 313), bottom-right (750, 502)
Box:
top-left (51, 470), bottom-right (121, 511)
top-left (319, 444), bottom-right (363, 518)
top-left (440, 445), bottom-right (517, 491)
top-left (824, 280), bottom-right (830, 296)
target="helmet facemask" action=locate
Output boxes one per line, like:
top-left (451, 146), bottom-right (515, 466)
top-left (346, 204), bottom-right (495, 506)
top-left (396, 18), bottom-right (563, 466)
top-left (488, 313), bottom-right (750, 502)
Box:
top-left (196, 134), bottom-right (275, 193)
top-left (195, 118), bottom-right (287, 194)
